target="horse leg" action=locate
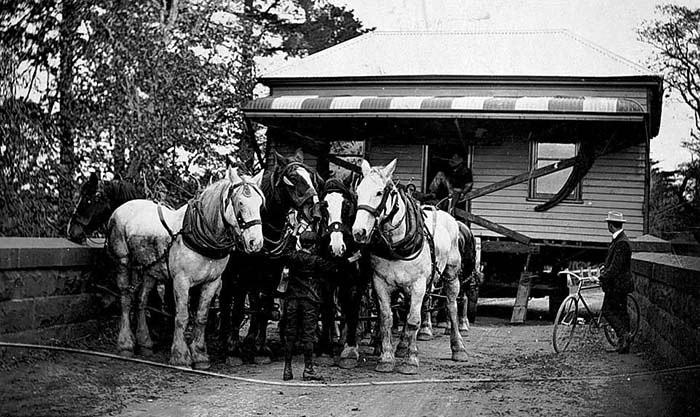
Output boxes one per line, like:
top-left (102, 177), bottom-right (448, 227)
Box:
top-left (189, 278), bottom-right (221, 370)
top-left (397, 280), bottom-right (424, 375)
top-left (317, 282), bottom-right (336, 365)
top-left (417, 290), bottom-right (433, 341)
top-left (116, 258), bottom-right (135, 356)
top-left (135, 274), bottom-right (156, 355)
top-left (169, 275), bottom-right (192, 367)
top-left (374, 278), bottom-right (395, 373)
top-left (225, 289), bottom-right (246, 366)
top-left (338, 282), bottom-right (361, 369)
top-left (458, 280), bottom-right (471, 333)
top-left (252, 292), bottom-right (273, 365)
top-left (445, 268), bottom-right (468, 362)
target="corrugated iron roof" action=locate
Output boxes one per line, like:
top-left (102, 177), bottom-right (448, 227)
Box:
top-left (262, 30), bottom-right (653, 79)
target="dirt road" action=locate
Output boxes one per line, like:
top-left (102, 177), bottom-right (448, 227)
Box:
top-left (2, 297), bottom-right (699, 417)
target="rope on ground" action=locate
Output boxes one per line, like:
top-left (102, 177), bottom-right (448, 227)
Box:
top-left (2, 342), bottom-right (699, 389)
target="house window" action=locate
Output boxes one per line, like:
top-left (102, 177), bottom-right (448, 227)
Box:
top-left (329, 141), bottom-right (365, 180)
top-left (529, 142), bottom-right (581, 201)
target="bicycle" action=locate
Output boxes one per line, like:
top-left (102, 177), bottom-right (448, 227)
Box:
top-left (552, 268), bottom-right (640, 353)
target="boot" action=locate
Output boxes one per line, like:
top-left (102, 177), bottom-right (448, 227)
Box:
top-left (283, 341), bottom-right (294, 381)
top-left (302, 348), bottom-right (324, 382)
top-left (302, 364), bottom-right (324, 381)
top-left (283, 361), bottom-right (293, 381)
top-left (616, 331), bottom-right (631, 354)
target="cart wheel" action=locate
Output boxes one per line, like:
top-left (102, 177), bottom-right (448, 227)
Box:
top-left (552, 295), bottom-right (578, 353)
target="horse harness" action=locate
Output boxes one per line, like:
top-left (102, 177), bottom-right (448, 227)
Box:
top-left (144, 180), bottom-right (263, 282)
top-left (320, 178), bottom-right (357, 239)
top-left (357, 177), bottom-right (439, 285)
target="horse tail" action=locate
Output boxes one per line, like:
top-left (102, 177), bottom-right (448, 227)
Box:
top-left (457, 221), bottom-right (476, 277)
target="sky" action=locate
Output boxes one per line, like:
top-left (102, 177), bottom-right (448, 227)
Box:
top-left (334, 0), bottom-right (699, 171)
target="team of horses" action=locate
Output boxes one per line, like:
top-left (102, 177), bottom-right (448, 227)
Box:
top-left (67, 150), bottom-right (478, 374)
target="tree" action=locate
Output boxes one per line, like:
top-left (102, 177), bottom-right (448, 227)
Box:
top-left (0, 0), bottom-right (370, 236)
top-left (639, 4), bottom-right (700, 238)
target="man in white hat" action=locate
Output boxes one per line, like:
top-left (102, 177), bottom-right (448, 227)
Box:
top-left (599, 211), bottom-right (634, 353)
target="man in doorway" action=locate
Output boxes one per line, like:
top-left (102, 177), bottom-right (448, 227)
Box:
top-left (599, 211), bottom-right (635, 354)
top-left (419, 153), bottom-right (473, 213)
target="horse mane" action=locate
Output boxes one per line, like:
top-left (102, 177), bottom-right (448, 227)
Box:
top-left (193, 180), bottom-right (231, 230)
top-left (103, 180), bottom-right (144, 207)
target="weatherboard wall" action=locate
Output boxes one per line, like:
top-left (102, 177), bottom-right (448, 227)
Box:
top-left (469, 139), bottom-right (646, 243)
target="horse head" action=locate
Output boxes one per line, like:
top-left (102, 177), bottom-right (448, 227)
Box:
top-left (321, 176), bottom-right (357, 257)
top-left (352, 159), bottom-right (398, 244)
top-left (67, 172), bottom-right (112, 243)
top-left (223, 166), bottom-right (265, 253)
top-left (269, 148), bottom-right (320, 223)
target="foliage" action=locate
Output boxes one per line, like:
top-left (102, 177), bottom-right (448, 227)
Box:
top-left (639, 4), bottom-right (700, 238)
top-left (0, 0), bottom-right (369, 237)
top-left (649, 161), bottom-right (700, 239)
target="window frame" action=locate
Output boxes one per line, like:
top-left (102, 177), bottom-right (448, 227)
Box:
top-left (528, 141), bottom-right (583, 202)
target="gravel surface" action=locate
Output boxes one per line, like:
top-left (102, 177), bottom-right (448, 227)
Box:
top-left (1, 296), bottom-right (698, 417)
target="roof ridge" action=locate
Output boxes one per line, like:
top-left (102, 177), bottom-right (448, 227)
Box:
top-left (371, 29), bottom-right (568, 35)
top-left (560, 29), bottom-right (651, 74)
top-left (263, 31), bottom-right (378, 78)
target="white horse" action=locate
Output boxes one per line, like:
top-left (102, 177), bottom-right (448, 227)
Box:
top-left (107, 166), bottom-right (264, 370)
top-left (352, 159), bottom-right (468, 374)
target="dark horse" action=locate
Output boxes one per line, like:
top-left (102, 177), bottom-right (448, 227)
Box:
top-left (219, 149), bottom-right (323, 364)
top-left (317, 176), bottom-right (371, 369)
top-left (67, 172), bottom-right (143, 243)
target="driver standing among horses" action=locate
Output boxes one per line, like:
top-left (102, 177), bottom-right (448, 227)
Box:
top-left (279, 230), bottom-right (338, 381)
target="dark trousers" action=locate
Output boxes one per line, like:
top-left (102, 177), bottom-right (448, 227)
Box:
top-left (602, 292), bottom-right (630, 336)
top-left (284, 298), bottom-right (319, 346)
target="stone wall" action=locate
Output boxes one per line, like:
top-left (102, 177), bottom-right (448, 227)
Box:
top-left (632, 250), bottom-right (700, 365)
top-left (0, 238), bottom-right (104, 344)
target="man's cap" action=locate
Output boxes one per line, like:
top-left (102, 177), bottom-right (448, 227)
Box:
top-left (604, 211), bottom-right (627, 223)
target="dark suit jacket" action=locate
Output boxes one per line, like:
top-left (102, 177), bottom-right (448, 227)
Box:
top-left (599, 231), bottom-right (634, 294)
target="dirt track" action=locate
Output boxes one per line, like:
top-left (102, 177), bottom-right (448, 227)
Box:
top-left (2, 296), bottom-right (699, 417)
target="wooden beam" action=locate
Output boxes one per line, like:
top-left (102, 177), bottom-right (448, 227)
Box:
top-left (463, 156), bottom-right (577, 201)
top-left (270, 125), bottom-right (362, 174)
top-left (454, 208), bottom-right (531, 245)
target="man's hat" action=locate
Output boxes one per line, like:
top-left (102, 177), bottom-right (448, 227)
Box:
top-left (604, 211), bottom-right (626, 223)
top-left (448, 153), bottom-right (465, 168)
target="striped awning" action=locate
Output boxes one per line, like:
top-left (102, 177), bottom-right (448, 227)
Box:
top-left (244, 95), bottom-right (646, 121)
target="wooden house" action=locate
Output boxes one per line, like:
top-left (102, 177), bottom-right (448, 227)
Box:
top-left (243, 30), bottom-right (663, 314)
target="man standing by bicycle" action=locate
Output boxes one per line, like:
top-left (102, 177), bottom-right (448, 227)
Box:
top-left (599, 211), bottom-right (635, 354)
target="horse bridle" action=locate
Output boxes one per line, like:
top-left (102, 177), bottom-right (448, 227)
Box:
top-left (356, 179), bottom-right (401, 230)
top-left (224, 180), bottom-right (265, 239)
top-left (70, 181), bottom-right (110, 229)
top-left (320, 192), bottom-right (356, 237)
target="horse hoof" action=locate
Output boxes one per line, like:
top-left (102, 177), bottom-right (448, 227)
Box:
top-left (118, 349), bottom-right (134, 358)
top-left (338, 358), bottom-right (358, 369)
top-left (452, 350), bottom-right (469, 362)
top-left (192, 361), bottom-right (211, 370)
top-left (397, 363), bottom-right (419, 375)
top-left (375, 361), bottom-right (395, 373)
top-left (254, 356), bottom-right (272, 365)
top-left (459, 325), bottom-right (469, 334)
top-left (417, 331), bottom-right (432, 341)
top-left (226, 356), bottom-right (244, 366)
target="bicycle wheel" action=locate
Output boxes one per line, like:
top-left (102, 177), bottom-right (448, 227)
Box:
top-left (603, 294), bottom-right (641, 346)
top-left (552, 295), bottom-right (578, 353)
